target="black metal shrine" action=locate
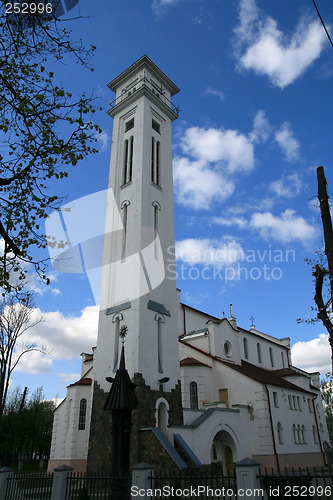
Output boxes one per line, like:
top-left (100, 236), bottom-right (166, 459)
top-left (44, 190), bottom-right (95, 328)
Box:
top-left (104, 326), bottom-right (138, 478)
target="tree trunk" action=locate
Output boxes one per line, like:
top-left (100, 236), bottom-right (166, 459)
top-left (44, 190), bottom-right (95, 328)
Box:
top-left (316, 166), bottom-right (333, 370)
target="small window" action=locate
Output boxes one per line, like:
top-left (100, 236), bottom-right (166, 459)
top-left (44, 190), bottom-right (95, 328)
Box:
top-left (297, 396), bottom-right (302, 411)
top-left (313, 424), bottom-right (318, 443)
top-left (272, 391), bottom-right (279, 408)
top-left (308, 398), bottom-right (313, 413)
top-left (293, 424), bottom-right (299, 444)
top-left (78, 398), bottom-right (87, 430)
top-left (190, 381), bottom-right (198, 409)
top-left (257, 343), bottom-right (262, 364)
top-left (243, 338), bottom-right (248, 359)
top-left (288, 395), bottom-right (293, 410)
top-left (152, 119), bottom-right (160, 133)
top-left (269, 347), bottom-right (274, 367)
top-left (125, 118), bottom-right (134, 132)
top-left (277, 422), bottom-right (284, 444)
top-left (281, 351), bottom-right (285, 368)
top-left (224, 341), bottom-right (232, 357)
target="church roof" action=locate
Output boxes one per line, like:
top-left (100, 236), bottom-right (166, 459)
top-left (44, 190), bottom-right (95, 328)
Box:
top-left (68, 377), bottom-right (92, 387)
top-left (180, 340), bottom-right (315, 394)
top-left (180, 357), bottom-right (211, 368)
top-left (221, 360), bottom-right (314, 394)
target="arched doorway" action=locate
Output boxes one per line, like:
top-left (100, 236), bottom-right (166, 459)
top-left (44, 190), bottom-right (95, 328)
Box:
top-left (211, 430), bottom-right (236, 476)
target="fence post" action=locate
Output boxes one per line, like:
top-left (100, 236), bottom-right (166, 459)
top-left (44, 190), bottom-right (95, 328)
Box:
top-left (131, 462), bottom-right (155, 500)
top-left (0, 467), bottom-right (14, 500)
top-left (235, 458), bottom-right (263, 499)
top-left (51, 464), bottom-right (73, 500)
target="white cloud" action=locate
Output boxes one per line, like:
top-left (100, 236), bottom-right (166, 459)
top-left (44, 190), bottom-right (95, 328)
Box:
top-left (96, 130), bottom-right (110, 152)
top-left (204, 87), bottom-right (225, 101)
top-left (275, 122), bottom-right (300, 162)
top-left (16, 305), bottom-right (99, 374)
top-left (250, 209), bottom-right (316, 243)
top-left (59, 372), bottom-right (81, 384)
top-left (270, 173), bottom-right (303, 198)
top-left (249, 109), bottom-right (271, 143)
top-left (173, 156), bottom-right (234, 211)
top-left (212, 216), bottom-right (248, 229)
top-left (234, 0), bottom-right (327, 88)
top-left (16, 351), bottom-right (53, 374)
top-left (181, 126), bottom-right (255, 173)
top-left (291, 334), bottom-right (331, 374)
top-left (152, 0), bottom-right (182, 16)
top-left (176, 238), bottom-right (244, 266)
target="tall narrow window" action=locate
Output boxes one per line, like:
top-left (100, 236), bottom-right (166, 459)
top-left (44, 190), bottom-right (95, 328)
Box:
top-left (272, 392), bottom-right (279, 408)
top-left (301, 425), bottom-right (306, 444)
top-left (122, 136), bottom-right (133, 185)
top-left (156, 313), bottom-right (165, 373)
top-left (152, 202), bottom-right (161, 259)
top-left (151, 137), bottom-right (161, 186)
top-left (277, 422), bottom-right (283, 444)
top-left (313, 425), bottom-right (318, 443)
top-left (112, 313), bottom-right (123, 372)
top-left (156, 140), bottom-right (160, 185)
top-left (121, 201), bottom-right (130, 261)
top-left (281, 351), bottom-right (285, 368)
top-left (293, 424), bottom-right (299, 444)
top-left (151, 137), bottom-right (155, 183)
top-left (190, 381), bottom-right (198, 409)
top-left (269, 347), bottom-right (274, 367)
top-left (243, 338), bottom-right (248, 359)
top-left (78, 398), bottom-right (87, 430)
top-left (257, 343), bottom-right (262, 364)
top-left (129, 135), bottom-right (134, 182)
top-left (123, 139), bottom-right (129, 184)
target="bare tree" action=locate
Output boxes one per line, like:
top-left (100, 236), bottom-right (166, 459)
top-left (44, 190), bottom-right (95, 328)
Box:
top-left (0, 292), bottom-right (44, 421)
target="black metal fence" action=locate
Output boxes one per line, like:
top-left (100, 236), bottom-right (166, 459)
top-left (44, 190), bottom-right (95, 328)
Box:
top-left (65, 472), bottom-right (131, 499)
top-left (150, 470), bottom-right (236, 499)
top-left (258, 466), bottom-right (333, 499)
top-left (4, 471), bottom-right (53, 500)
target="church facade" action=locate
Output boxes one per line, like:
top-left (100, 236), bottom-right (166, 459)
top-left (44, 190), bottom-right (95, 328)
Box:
top-left (48, 56), bottom-right (330, 473)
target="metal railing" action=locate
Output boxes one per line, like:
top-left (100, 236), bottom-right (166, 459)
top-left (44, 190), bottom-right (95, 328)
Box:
top-left (66, 471), bottom-right (131, 499)
top-left (258, 465), bottom-right (333, 499)
top-left (108, 77), bottom-right (180, 116)
top-left (5, 471), bottom-right (53, 500)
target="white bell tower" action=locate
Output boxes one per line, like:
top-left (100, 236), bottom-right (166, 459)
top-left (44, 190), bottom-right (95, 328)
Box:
top-left (93, 55), bottom-right (180, 393)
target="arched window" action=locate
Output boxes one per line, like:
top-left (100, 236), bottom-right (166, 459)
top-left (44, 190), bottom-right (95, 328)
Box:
top-left (78, 398), bottom-right (87, 430)
top-left (257, 343), bottom-right (262, 364)
top-left (112, 312), bottom-right (123, 372)
top-left (155, 313), bottom-right (165, 373)
top-left (152, 202), bottom-right (161, 259)
top-left (121, 200), bottom-right (130, 261)
top-left (277, 422), bottom-right (283, 444)
top-left (190, 381), bottom-right (198, 409)
top-left (293, 424), bottom-right (299, 444)
top-left (301, 425), bottom-right (306, 444)
top-left (313, 425), bottom-right (318, 444)
top-left (243, 338), bottom-right (248, 359)
top-left (269, 347), bottom-right (274, 367)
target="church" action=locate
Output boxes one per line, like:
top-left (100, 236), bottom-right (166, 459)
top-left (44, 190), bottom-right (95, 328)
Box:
top-left (47, 55), bottom-right (330, 474)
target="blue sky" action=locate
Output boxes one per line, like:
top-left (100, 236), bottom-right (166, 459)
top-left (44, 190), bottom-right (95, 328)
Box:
top-left (9, 0), bottom-right (333, 400)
